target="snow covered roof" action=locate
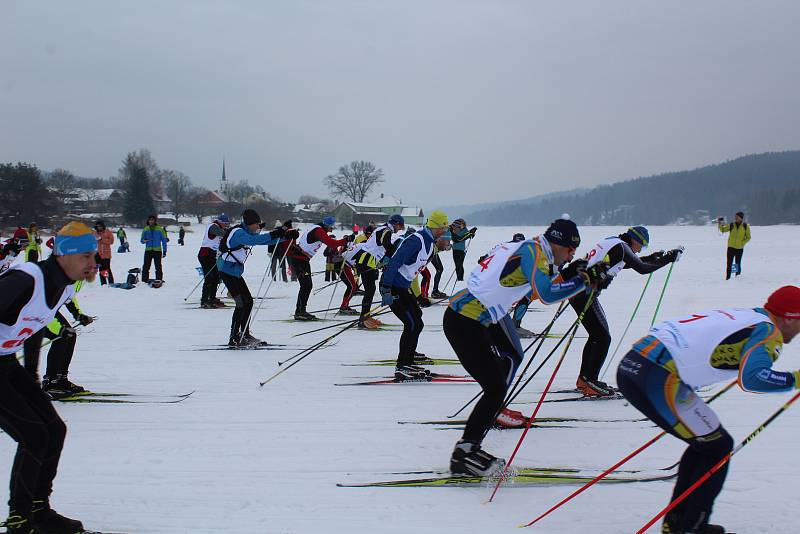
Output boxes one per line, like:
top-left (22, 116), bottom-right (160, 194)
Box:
top-left (70, 188), bottom-right (120, 201)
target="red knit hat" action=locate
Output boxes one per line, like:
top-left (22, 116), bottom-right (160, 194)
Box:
top-left (765, 286), bottom-right (800, 319)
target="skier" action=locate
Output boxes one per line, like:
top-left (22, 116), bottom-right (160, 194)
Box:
top-left (286, 216), bottom-right (352, 321)
top-left (717, 211), bottom-right (750, 280)
top-left (444, 218), bottom-right (607, 475)
top-left (450, 218), bottom-right (477, 282)
top-left (140, 215), bottom-right (168, 283)
top-left (323, 235), bottom-right (340, 282)
top-left (568, 226), bottom-right (683, 397)
top-left (197, 214), bottom-right (230, 309)
top-left (94, 219), bottom-right (115, 285)
top-left (178, 225), bottom-right (186, 246)
top-left (348, 214), bottom-right (405, 328)
top-left (40, 280), bottom-right (94, 396)
top-left (0, 221), bottom-right (98, 533)
top-left (616, 285), bottom-right (800, 534)
top-left (380, 211), bottom-right (450, 380)
top-left (116, 227), bottom-right (129, 252)
top-left (0, 237), bottom-right (22, 274)
top-left (218, 209), bottom-right (298, 346)
top-left (24, 223), bottom-right (42, 263)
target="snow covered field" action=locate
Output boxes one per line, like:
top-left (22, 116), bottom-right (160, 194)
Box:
top-left (1, 223), bottom-right (798, 534)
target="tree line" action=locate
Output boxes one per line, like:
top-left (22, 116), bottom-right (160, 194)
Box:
top-left (465, 151), bottom-right (800, 226)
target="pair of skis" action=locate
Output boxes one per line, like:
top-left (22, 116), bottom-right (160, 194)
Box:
top-left (53, 390), bottom-right (195, 404)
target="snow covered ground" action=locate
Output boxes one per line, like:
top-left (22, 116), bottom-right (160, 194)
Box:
top-left (1, 223), bottom-right (798, 533)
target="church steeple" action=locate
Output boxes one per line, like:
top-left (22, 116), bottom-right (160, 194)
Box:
top-left (220, 159), bottom-right (228, 194)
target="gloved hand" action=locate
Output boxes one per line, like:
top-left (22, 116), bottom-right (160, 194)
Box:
top-left (258, 222), bottom-right (267, 229)
top-left (662, 246), bottom-right (685, 263)
top-left (579, 262), bottom-right (611, 289)
top-left (469, 227), bottom-right (478, 237)
top-left (270, 227), bottom-right (286, 239)
top-left (162, 252), bottom-right (167, 258)
top-left (77, 314), bottom-right (93, 326)
top-left (379, 285), bottom-right (394, 306)
top-left (282, 219), bottom-right (294, 229)
top-left (347, 233), bottom-right (357, 243)
top-left (560, 258), bottom-right (587, 281)
top-left (285, 229), bottom-right (300, 241)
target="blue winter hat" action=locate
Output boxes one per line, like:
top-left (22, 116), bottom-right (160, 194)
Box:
top-left (626, 226), bottom-right (649, 248)
top-left (388, 214), bottom-right (405, 227)
top-left (54, 222), bottom-right (98, 256)
top-left (216, 213), bottom-right (230, 224)
top-left (322, 216), bottom-right (336, 227)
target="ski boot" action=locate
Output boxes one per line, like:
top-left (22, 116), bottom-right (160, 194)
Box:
top-left (42, 374), bottom-right (85, 397)
top-left (431, 290), bottom-right (448, 299)
top-left (412, 351), bottom-right (434, 365)
top-left (241, 333), bottom-right (267, 347)
top-left (495, 407), bottom-right (528, 428)
top-left (358, 317), bottom-right (381, 330)
top-left (338, 307), bottom-right (360, 316)
top-left (228, 333), bottom-right (244, 348)
top-left (662, 511), bottom-right (727, 534)
top-left (31, 500), bottom-right (83, 534)
top-left (294, 311), bottom-right (318, 321)
top-left (3, 511), bottom-right (33, 534)
top-left (201, 301), bottom-right (215, 309)
top-left (450, 440), bottom-right (506, 476)
top-left (416, 296), bottom-right (431, 308)
top-left (212, 298), bottom-right (227, 308)
top-left (576, 376), bottom-right (617, 397)
top-left (394, 365), bottom-right (430, 382)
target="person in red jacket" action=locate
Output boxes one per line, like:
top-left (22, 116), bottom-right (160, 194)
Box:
top-left (287, 216), bottom-right (353, 321)
top-left (93, 220), bottom-right (115, 285)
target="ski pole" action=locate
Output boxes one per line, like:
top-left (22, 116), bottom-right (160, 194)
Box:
top-left (446, 302), bottom-right (568, 420)
top-left (322, 260), bottom-right (346, 320)
top-left (260, 311), bottom-right (385, 385)
top-left (636, 388), bottom-right (800, 534)
top-left (488, 291), bottom-right (595, 503)
top-left (240, 238), bottom-right (293, 342)
top-left (650, 262), bottom-right (674, 327)
top-left (292, 305), bottom-right (393, 338)
top-left (519, 379), bottom-right (737, 528)
top-left (598, 273), bottom-right (653, 380)
top-left (307, 300), bottom-right (381, 315)
top-left (183, 262), bottom-right (218, 301)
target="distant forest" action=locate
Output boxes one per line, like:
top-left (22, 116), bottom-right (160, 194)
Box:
top-left (466, 151), bottom-right (800, 226)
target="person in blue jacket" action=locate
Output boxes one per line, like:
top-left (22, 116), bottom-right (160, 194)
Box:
top-left (218, 209), bottom-right (298, 347)
top-left (380, 210), bottom-right (450, 380)
top-left (140, 215), bottom-right (168, 283)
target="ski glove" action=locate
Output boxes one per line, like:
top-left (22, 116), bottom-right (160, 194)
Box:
top-left (282, 219), bottom-right (294, 229)
top-left (347, 233), bottom-right (357, 243)
top-left (284, 229), bottom-right (300, 241)
top-left (469, 227), bottom-right (478, 237)
top-left (559, 258), bottom-right (587, 281)
top-left (663, 247), bottom-right (685, 263)
top-left (270, 227), bottom-right (286, 239)
top-left (579, 262), bottom-right (611, 288)
top-left (77, 314), bottom-right (94, 326)
top-left (379, 285), bottom-right (395, 306)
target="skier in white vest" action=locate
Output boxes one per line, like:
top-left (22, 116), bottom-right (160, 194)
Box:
top-left (567, 225), bottom-right (683, 397)
top-left (0, 221), bottom-right (98, 533)
top-left (445, 218), bottom-right (609, 475)
top-left (617, 286), bottom-right (800, 534)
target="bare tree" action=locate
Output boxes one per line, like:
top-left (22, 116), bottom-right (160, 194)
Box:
top-left (162, 169), bottom-right (192, 220)
top-left (187, 187), bottom-right (213, 223)
top-left (323, 160), bottom-right (385, 203)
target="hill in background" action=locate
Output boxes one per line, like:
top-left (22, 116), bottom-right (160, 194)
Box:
top-left (461, 151), bottom-right (800, 226)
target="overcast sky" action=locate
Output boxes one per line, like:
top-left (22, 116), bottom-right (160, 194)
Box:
top-left (2, 1), bottom-right (799, 208)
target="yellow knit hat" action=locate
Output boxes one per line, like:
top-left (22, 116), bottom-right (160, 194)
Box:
top-left (426, 210), bottom-right (449, 230)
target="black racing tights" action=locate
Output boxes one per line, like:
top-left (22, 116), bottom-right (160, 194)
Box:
top-left (220, 273), bottom-right (254, 339)
top-left (389, 288), bottom-right (424, 366)
top-left (570, 292), bottom-right (611, 381)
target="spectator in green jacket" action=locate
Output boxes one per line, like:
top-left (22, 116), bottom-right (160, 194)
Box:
top-left (717, 211), bottom-right (751, 280)
top-left (140, 215), bottom-right (169, 283)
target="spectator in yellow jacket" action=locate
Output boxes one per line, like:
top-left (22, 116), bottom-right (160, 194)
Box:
top-left (717, 211), bottom-right (751, 279)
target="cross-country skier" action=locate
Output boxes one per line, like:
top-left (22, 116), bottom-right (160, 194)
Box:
top-left (0, 221), bottom-right (98, 533)
top-left (445, 218), bottom-right (608, 475)
top-left (198, 214), bottom-right (230, 309)
top-left (0, 237), bottom-right (22, 274)
top-left (116, 227), bottom-right (129, 252)
top-left (380, 211), bottom-right (450, 380)
top-left (717, 211), bottom-right (750, 280)
top-left (24, 223), bottom-right (42, 263)
top-left (617, 285), bottom-right (800, 534)
top-left (38, 280), bottom-right (94, 397)
top-left (218, 209), bottom-right (298, 346)
top-left (286, 216), bottom-right (352, 321)
top-left (450, 218), bottom-right (477, 283)
top-left (568, 226), bottom-right (683, 397)
top-left (178, 225), bottom-right (186, 246)
top-left (140, 215), bottom-right (168, 283)
top-left (346, 214), bottom-right (405, 328)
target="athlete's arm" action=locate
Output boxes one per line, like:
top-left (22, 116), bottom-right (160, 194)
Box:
top-left (518, 243), bottom-right (585, 304)
top-left (738, 322), bottom-right (796, 393)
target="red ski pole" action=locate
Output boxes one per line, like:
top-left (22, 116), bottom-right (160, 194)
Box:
top-left (488, 293), bottom-right (594, 503)
top-left (636, 389), bottom-right (800, 533)
top-left (520, 379), bottom-right (737, 528)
